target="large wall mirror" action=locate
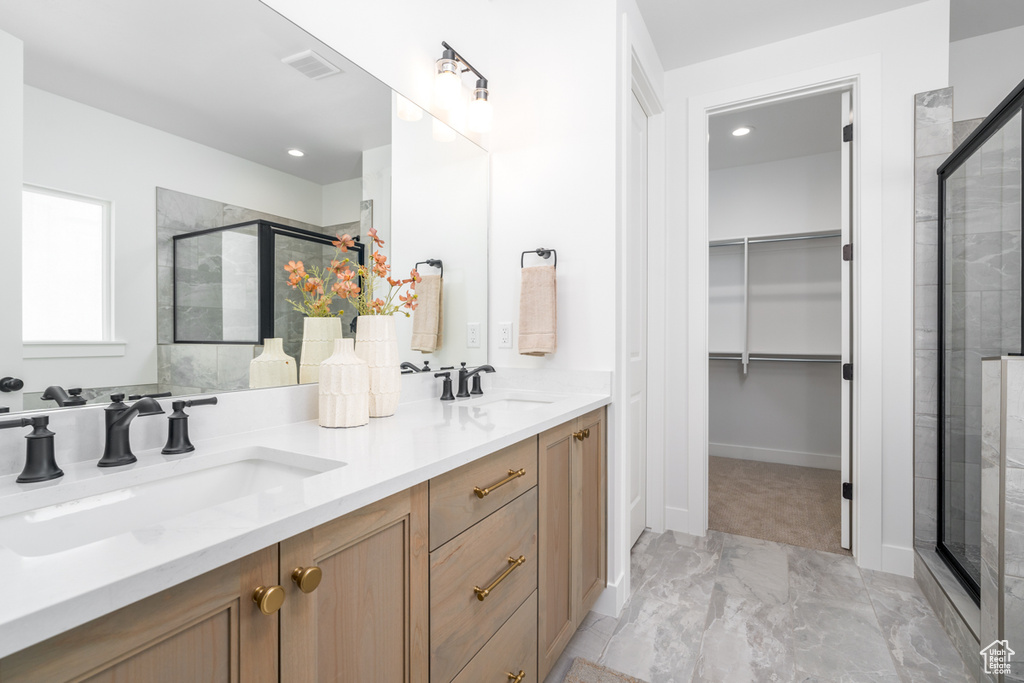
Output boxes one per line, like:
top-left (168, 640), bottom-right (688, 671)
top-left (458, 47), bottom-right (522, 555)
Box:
top-left (0, 0), bottom-right (488, 415)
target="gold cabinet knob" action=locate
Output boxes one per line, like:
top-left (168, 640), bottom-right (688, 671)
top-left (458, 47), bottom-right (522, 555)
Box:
top-left (252, 585), bottom-right (285, 615)
top-left (573, 430), bottom-right (584, 441)
top-left (291, 565), bottom-right (323, 594)
top-left (583, 428), bottom-right (590, 439)
top-left (507, 671), bottom-right (526, 682)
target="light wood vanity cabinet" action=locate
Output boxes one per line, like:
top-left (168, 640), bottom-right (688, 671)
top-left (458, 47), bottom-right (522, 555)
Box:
top-left (279, 484), bottom-right (430, 683)
top-left (0, 546), bottom-right (281, 683)
top-left (538, 407), bottom-right (607, 681)
top-left (0, 408), bottom-right (606, 683)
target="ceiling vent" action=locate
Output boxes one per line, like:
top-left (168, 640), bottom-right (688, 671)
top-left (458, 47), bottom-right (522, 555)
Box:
top-left (282, 50), bottom-right (342, 80)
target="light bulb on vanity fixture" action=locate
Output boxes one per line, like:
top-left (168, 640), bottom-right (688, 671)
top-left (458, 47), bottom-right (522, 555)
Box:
top-left (433, 41), bottom-right (492, 133)
top-left (396, 93), bottom-right (424, 122)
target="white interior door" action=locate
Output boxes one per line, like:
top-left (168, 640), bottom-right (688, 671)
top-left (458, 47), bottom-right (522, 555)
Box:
top-left (840, 90), bottom-right (853, 550)
top-left (628, 91), bottom-right (649, 546)
top-left (0, 29), bottom-right (24, 414)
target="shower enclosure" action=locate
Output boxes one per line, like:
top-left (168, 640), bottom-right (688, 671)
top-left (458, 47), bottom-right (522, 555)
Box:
top-left (937, 86), bottom-right (1023, 602)
top-left (173, 220), bottom-right (365, 361)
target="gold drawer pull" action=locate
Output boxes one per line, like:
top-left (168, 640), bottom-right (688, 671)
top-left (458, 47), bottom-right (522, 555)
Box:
top-left (507, 671), bottom-right (526, 682)
top-left (474, 468), bottom-right (526, 498)
top-left (473, 555), bottom-right (526, 601)
top-left (573, 430), bottom-right (584, 441)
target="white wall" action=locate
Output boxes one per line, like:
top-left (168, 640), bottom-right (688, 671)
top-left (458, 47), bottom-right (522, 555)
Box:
top-left (361, 143), bottom-right (392, 251)
top-left (321, 177), bottom-right (362, 225)
top-left (23, 86), bottom-right (327, 392)
top-left (710, 151), bottom-right (840, 240)
top-left (0, 29), bottom-right (24, 412)
top-left (664, 0), bottom-right (950, 575)
top-left (950, 24), bottom-right (1024, 122)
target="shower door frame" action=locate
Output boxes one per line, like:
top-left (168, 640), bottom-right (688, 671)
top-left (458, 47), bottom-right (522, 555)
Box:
top-left (935, 77), bottom-right (1024, 605)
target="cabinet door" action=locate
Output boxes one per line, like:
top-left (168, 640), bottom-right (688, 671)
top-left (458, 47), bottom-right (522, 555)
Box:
top-left (0, 547), bottom-right (279, 683)
top-left (575, 408), bottom-right (607, 617)
top-left (538, 420), bottom-right (575, 682)
top-left (279, 483), bottom-right (429, 683)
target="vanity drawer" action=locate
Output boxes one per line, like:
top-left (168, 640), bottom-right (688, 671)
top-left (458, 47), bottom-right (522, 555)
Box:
top-left (451, 591), bottom-right (538, 683)
top-left (430, 487), bottom-right (538, 683)
top-left (429, 436), bottom-right (538, 550)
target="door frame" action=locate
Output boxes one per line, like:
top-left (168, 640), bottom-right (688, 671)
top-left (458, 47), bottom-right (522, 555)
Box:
top-left (685, 56), bottom-right (886, 568)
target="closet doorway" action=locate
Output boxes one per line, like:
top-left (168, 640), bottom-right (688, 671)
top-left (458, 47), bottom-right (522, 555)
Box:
top-left (706, 90), bottom-right (853, 555)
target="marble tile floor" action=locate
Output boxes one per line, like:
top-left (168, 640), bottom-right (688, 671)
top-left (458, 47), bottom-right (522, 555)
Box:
top-left (545, 530), bottom-right (975, 683)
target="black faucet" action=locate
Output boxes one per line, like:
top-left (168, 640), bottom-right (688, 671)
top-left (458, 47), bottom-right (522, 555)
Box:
top-left (99, 395), bottom-right (165, 467)
top-left (0, 415), bottom-right (62, 483)
top-left (457, 363), bottom-right (496, 398)
top-left (162, 397), bottom-right (218, 454)
top-left (434, 371), bottom-right (455, 401)
top-left (41, 385), bottom-right (87, 407)
top-left (401, 361), bottom-right (431, 374)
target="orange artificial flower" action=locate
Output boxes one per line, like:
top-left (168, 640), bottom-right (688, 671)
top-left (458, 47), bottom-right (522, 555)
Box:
top-left (333, 233), bottom-right (355, 251)
top-left (367, 227), bottom-right (385, 248)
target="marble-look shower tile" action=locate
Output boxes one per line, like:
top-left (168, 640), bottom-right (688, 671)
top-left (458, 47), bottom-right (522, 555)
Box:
top-left (1005, 575), bottom-right (1024, 681)
top-left (916, 285), bottom-right (939, 351)
top-left (917, 414), bottom-right (939, 478)
top-left (787, 544), bottom-right (869, 604)
top-left (981, 449), bottom-right (1001, 571)
top-left (714, 534), bottom-right (789, 604)
top-left (1006, 361), bottom-right (1024, 467)
top-left (916, 89), bottom-right (953, 128)
top-left (954, 119), bottom-right (984, 149)
top-left (694, 582), bottom-right (795, 683)
top-left (599, 593), bottom-right (705, 683)
top-left (917, 241), bottom-right (940, 286)
top-left (1004, 466), bottom-right (1024, 578)
top-left (861, 569), bottom-right (973, 682)
top-left (917, 220), bottom-right (938, 246)
top-left (980, 559), bottom-right (999, 651)
top-left (217, 345), bottom-right (257, 392)
top-left (917, 351), bottom-right (939, 416)
top-left (965, 233), bottom-right (1011, 291)
top-left (916, 476), bottom-right (938, 545)
top-left (918, 121), bottom-right (954, 158)
top-left (918, 177), bottom-right (941, 222)
top-left (791, 588), bottom-right (900, 682)
top-left (158, 344), bottom-right (218, 390)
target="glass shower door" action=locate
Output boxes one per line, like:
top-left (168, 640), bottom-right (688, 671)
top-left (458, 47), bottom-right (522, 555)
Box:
top-left (939, 109), bottom-right (1023, 601)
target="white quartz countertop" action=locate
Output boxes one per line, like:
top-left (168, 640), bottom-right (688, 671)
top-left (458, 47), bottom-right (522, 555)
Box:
top-left (0, 388), bottom-right (609, 659)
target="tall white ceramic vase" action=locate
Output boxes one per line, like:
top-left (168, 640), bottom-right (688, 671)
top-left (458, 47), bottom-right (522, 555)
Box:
top-left (249, 338), bottom-right (297, 388)
top-left (318, 338), bottom-right (369, 428)
top-left (299, 317), bottom-right (342, 384)
top-left (353, 316), bottom-right (401, 417)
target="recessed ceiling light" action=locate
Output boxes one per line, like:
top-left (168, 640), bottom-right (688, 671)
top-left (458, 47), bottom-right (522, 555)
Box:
top-left (732, 126), bottom-right (753, 137)
top-left (287, 149), bottom-right (305, 157)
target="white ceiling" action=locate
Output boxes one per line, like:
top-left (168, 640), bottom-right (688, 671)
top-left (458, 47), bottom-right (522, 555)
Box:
top-left (950, 0), bottom-right (1024, 41)
top-left (709, 92), bottom-right (841, 170)
top-left (0, 0), bottom-right (392, 185)
top-left (635, 0), bottom-right (928, 70)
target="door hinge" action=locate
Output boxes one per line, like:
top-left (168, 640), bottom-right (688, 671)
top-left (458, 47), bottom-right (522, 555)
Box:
top-left (842, 482), bottom-right (853, 500)
top-left (842, 244), bottom-right (853, 261)
top-left (843, 123), bottom-right (853, 142)
top-left (842, 363), bottom-right (853, 381)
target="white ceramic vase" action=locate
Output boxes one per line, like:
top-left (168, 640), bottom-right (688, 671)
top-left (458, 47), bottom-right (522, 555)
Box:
top-left (318, 338), bottom-right (369, 428)
top-left (299, 317), bottom-right (342, 384)
top-left (353, 315), bottom-right (401, 418)
top-left (249, 338), bottom-right (297, 389)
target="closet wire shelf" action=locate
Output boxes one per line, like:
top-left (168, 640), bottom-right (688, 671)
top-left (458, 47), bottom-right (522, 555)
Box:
top-left (709, 231), bottom-right (841, 248)
top-left (708, 353), bottom-right (841, 364)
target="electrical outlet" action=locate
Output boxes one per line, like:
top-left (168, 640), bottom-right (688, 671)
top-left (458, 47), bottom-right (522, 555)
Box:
top-left (499, 322), bottom-right (513, 348)
top-left (467, 322), bottom-right (481, 348)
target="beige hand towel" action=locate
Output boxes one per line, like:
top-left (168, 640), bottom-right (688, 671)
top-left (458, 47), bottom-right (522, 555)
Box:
top-left (410, 274), bottom-right (443, 353)
top-left (518, 265), bottom-right (557, 356)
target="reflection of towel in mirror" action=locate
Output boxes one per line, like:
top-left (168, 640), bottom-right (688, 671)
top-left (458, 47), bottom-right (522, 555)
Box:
top-left (518, 265), bottom-right (557, 356)
top-left (410, 274), bottom-right (443, 353)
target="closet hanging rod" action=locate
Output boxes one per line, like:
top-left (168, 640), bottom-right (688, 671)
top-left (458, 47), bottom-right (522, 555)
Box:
top-left (708, 354), bottom-right (841, 364)
top-left (709, 232), bottom-right (841, 248)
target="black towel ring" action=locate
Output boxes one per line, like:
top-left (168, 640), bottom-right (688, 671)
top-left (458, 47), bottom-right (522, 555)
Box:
top-left (414, 259), bottom-right (443, 279)
top-left (521, 248), bottom-right (557, 269)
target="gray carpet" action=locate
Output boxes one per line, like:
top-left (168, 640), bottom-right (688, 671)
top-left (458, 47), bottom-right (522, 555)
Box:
top-left (708, 456), bottom-right (850, 556)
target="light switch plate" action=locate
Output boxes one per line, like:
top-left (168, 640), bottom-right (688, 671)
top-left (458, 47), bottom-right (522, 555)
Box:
top-left (467, 322), bottom-right (481, 348)
top-left (499, 322), bottom-right (513, 348)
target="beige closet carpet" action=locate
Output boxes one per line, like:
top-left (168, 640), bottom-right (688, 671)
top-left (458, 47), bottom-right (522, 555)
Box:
top-left (708, 456), bottom-right (850, 556)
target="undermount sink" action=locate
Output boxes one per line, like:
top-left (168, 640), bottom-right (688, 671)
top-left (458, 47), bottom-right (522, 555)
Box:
top-left (0, 447), bottom-right (343, 557)
top-left (465, 394), bottom-right (559, 411)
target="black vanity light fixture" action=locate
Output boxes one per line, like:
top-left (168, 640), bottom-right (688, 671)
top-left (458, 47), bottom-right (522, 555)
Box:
top-left (435, 41), bottom-right (492, 134)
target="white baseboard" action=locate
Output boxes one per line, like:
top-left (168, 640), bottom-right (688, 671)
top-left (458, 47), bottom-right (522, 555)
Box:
top-left (709, 443), bottom-right (841, 471)
top-left (880, 543), bottom-right (915, 577)
top-left (592, 571), bottom-right (626, 617)
top-left (665, 506), bottom-right (689, 532)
